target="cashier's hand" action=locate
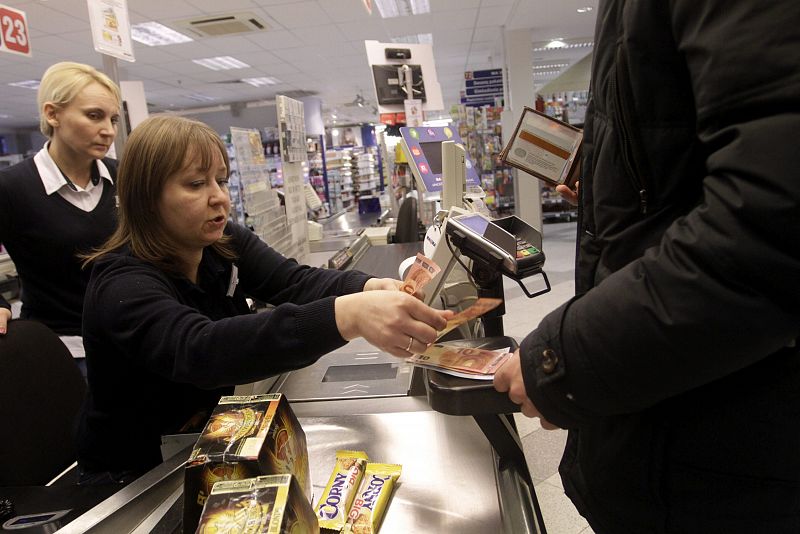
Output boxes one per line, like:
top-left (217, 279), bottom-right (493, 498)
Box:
top-left (494, 349), bottom-right (559, 429)
top-left (363, 277), bottom-right (403, 292)
top-left (555, 181), bottom-right (579, 206)
top-left (0, 307), bottom-right (10, 335)
top-left (335, 291), bottom-right (453, 357)
top-left (363, 277), bottom-right (426, 301)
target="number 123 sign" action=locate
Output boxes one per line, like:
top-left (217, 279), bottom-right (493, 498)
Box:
top-left (0, 4), bottom-right (31, 57)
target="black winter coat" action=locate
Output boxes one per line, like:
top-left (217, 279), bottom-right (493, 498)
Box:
top-left (519, 1), bottom-right (800, 532)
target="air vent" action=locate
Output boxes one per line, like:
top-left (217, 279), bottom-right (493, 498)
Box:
top-left (174, 12), bottom-right (269, 38)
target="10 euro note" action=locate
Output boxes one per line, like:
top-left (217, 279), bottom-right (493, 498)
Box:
top-left (408, 343), bottom-right (512, 380)
top-left (399, 253), bottom-right (441, 295)
top-left (436, 297), bottom-right (503, 340)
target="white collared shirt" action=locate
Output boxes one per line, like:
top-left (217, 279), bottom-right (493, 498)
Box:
top-left (33, 142), bottom-right (113, 212)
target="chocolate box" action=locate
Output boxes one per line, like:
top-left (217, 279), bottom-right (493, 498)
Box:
top-left (184, 394), bottom-right (311, 533)
top-left (195, 474), bottom-right (319, 534)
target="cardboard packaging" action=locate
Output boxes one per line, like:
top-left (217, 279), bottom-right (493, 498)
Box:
top-left (184, 394), bottom-right (311, 533)
top-left (195, 474), bottom-right (319, 533)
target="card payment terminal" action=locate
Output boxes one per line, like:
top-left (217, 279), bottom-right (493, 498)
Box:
top-left (445, 212), bottom-right (545, 277)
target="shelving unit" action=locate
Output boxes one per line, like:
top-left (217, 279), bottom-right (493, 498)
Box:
top-left (325, 148), bottom-right (354, 213)
top-left (352, 147), bottom-right (379, 201)
top-left (453, 105), bottom-right (515, 216)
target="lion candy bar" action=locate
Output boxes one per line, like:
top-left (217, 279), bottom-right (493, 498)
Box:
top-left (342, 463), bottom-right (402, 534)
top-left (316, 450), bottom-right (369, 532)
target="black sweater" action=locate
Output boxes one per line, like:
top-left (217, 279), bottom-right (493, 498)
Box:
top-left (77, 222), bottom-right (372, 474)
top-left (0, 157), bottom-right (117, 335)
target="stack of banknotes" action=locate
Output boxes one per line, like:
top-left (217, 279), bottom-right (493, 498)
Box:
top-left (399, 253), bottom-right (509, 380)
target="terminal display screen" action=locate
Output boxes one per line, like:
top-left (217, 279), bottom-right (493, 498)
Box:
top-left (455, 214), bottom-right (516, 257)
top-left (418, 141), bottom-right (444, 174)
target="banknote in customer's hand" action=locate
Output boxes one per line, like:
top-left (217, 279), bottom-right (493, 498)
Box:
top-left (408, 343), bottom-right (511, 380)
top-left (399, 253), bottom-right (441, 296)
top-left (436, 297), bottom-right (503, 340)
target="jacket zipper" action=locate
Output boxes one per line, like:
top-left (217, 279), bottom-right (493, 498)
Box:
top-left (611, 44), bottom-right (650, 214)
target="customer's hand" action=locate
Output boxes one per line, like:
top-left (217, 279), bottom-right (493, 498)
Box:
top-left (555, 180), bottom-right (579, 206)
top-left (494, 349), bottom-right (559, 429)
top-left (0, 307), bottom-right (10, 335)
top-left (335, 290), bottom-right (452, 357)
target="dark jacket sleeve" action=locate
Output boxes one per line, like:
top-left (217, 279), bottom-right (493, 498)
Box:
top-left (85, 226), bottom-right (373, 390)
top-left (520, 0), bottom-right (800, 428)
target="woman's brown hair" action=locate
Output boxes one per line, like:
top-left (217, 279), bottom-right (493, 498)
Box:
top-left (84, 115), bottom-right (236, 272)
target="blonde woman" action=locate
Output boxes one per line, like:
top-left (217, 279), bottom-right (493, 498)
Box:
top-left (77, 115), bottom-right (450, 483)
top-left (0, 62), bottom-right (120, 369)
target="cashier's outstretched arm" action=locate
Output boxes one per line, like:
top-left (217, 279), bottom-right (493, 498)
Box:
top-left (335, 290), bottom-right (451, 357)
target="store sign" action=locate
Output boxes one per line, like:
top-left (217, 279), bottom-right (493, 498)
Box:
top-left (87, 0), bottom-right (135, 62)
top-left (0, 4), bottom-right (31, 57)
top-left (462, 68), bottom-right (503, 107)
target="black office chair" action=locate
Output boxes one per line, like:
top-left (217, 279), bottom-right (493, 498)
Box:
top-left (0, 320), bottom-right (86, 486)
top-left (394, 196), bottom-right (420, 243)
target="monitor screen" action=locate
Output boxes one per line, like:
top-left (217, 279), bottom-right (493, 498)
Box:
top-left (418, 141), bottom-right (444, 175)
top-left (372, 64), bottom-right (427, 105)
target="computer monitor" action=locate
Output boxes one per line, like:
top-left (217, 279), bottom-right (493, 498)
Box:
top-left (399, 126), bottom-right (480, 194)
top-left (372, 64), bottom-right (427, 105)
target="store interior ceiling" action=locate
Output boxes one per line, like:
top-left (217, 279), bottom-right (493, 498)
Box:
top-left (0, 0), bottom-right (597, 130)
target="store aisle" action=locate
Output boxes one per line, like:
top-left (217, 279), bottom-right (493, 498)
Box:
top-left (503, 222), bottom-right (595, 534)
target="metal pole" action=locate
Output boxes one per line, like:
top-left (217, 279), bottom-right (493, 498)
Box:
top-left (102, 54), bottom-right (128, 157)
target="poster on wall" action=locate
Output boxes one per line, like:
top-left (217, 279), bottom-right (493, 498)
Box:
top-left (87, 0), bottom-right (134, 62)
top-left (0, 4), bottom-right (32, 57)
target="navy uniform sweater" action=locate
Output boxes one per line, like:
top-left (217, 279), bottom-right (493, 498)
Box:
top-left (77, 222), bottom-right (372, 475)
top-left (0, 157), bottom-right (117, 335)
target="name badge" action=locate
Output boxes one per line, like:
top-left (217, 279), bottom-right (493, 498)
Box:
top-left (226, 264), bottom-right (239, 297)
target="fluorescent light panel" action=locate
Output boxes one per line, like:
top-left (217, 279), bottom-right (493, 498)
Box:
top-left (391, 33), bottom-right (432, 44)
top-left (241, 77), bottom-right (280, 87)
top-left (192, 56), bottom-right (250, 71)
top-left (8, 80), bottom-right (40, 90)
top-left (375, 0), bottom-right (430, 18)
top-left (131, 22), bottom-right (193, 46)
top-left (534, 63), bottom-right (568, 70)
top-left (186, 93), bottom-right (217, 102)
top-left (534, 41), bottom-right (593, 52)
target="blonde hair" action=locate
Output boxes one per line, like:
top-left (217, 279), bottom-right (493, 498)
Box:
top-left (84, 115), bottom-right (236, 272)
top-left (37, 62), bottom-right (122, 137)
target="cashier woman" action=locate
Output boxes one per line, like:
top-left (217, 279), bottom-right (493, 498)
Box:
top-left (76, 115), bottom-right (450, 484)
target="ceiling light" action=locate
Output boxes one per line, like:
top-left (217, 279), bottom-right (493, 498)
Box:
top-left (192, 56), bottom-right (250, 71)
top-left (391, 33), bottom-right (433, 44)
top-left (241, 77), bottom-right (280, 87)
top-left (131, 22), bottom-right (193, 46)
top-left (8, 80), bottom-right (40, 90)
top-left (533, 41), bottom-right (594, 52)
top-left (375, 0), bottom-right (430, 19)
top-left (533, 63), bottom-right (568, 70)
top-left (577, 7), bottom-right (593, 13)
top-left (186, 93), bottom-right (217, 102)
top-left (0, 114), bottom-right (12, 119)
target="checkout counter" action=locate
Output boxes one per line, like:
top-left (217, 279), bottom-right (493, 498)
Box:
top-left (3, 129), bottom-right (550, 534)
top-left (35, 221), bottom-right (548, 534)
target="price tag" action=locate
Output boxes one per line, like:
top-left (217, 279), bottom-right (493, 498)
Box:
top-left (0, 4), bottom-right (31, 57)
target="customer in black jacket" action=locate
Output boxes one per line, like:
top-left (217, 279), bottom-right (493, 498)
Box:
top-left (494, 1), bottom-right (800, 532)
top-left (77, 115), bottom-right (450, 483)
top-left (0, 62), bottom-right (120, 362)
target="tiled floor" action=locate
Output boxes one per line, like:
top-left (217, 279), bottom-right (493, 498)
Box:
top-left (502, 221), bottom-right (595, 534)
